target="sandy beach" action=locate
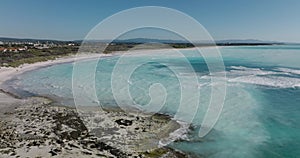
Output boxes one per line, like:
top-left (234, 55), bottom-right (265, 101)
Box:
top-left (0, 53), bottom-right (189, 157)
top-left (0, 53), bottom-right (109, 85)
top-left (0, 53), bottom-right (106, 115)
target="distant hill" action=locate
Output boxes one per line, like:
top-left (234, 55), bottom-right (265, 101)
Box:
top-left (0, 37), bottom-right (186, 44)
top-left (0, 37), bottom-right (55, 42)
top-left (215, 39), bottom-right (283, 44)
top-left (0, 37), bottom-right (285, 45)
top-left (0, 37), bottom-right (76, 44)
top-left (112, 38), bottom-right (284, 45)
top-left (112, 38), bottom-right (188, 44)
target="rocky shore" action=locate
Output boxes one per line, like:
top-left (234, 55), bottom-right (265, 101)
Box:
top-left (0, 95), bottom-right (189, 158)
top-left (0, 53), bottom-right (191, 158)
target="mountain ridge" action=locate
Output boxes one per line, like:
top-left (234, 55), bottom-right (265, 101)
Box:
top-left (0, 37), bottom-right (287, 44)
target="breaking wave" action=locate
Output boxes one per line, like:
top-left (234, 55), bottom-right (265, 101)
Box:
top-left (227, 66), bottom-right (300, 88)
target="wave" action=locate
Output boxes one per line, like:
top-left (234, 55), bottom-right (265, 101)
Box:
top-left (226, 66), bottom-right (300, 88)
top-left (158, 119), bottom-right (190, 147)
top-left (229, 66), bottom-right (277, 76)
top-left (276, 67), bottom-right (300, 75)
top-left (229, 76), bottom-right (300, 88)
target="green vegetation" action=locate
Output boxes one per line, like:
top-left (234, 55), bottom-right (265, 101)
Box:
top-left (103, 43), bottom-right (195, 54)
top-left (0, 46), bottom-right (79, 67)
top-left (104, 43), bottom-right (135, 54)
top-left (7, 56), bottom-right (57, 67)
top-left (0, 42), bottom-right (195, 67)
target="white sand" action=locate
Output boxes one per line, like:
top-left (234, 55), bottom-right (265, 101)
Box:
top-left (0, 53), bottom-right (111, 85)
top-left (0, 53), bottom-right (111, 114)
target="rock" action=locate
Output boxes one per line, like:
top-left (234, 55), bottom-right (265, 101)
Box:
top-left (115, 119), bottom-right (133, 126)
top-left (0, 100), bottom-right (188, 157)
top-left (68, 143), bottom-right (79, 149)
top-left (70, 131), bottom-right (80, 139)
top-left (25, 130), bottom-right (32, 134)
top-left (49, 150), bottom-right (57, 156)
top-left (81, 150), bottom-right (92, 155)
top-left (56, 139), bottom-right (64, 145)
top-left (53, 148), bottom-right (61, 153)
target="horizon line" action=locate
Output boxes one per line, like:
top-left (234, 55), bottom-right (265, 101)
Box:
top-left (0, 36), bottom-right (297, 44)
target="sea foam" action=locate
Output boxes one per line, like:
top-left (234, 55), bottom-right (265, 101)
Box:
top-left (227, 66), bottom-right (300, 88)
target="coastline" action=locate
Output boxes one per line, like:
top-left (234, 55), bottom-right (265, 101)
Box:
top-left (0, 53), bottom-right (111, 85)
top-left (0, 46), bottom-right (214, 105)
top-left (0, 52), bottom-right (190, 157)
top-left (0, 53), bottom-right (108, 116)
top-left (0, 97), bottom-right (188, 157)
top-left (0, 46), bottom-right (209, 86)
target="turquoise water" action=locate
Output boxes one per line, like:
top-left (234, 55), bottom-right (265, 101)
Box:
top-left (6, 45), bottom-right (300, 157)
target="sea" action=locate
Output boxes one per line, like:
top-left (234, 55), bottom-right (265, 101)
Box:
top-left (5, 45), bottom-right (300, 158)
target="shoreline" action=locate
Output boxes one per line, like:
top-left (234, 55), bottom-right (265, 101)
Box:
top-left (0, 45), bottom-right (220, 86)
top-left (0, 53), bottom-right (112, 86)
top-left (0, 97), bottom-right (188, 157)
top-left (0, 51), bottom-right (191, 157)
top-left (0, 53), bottom-right (109, 116)
top-left (0, 46), bottom-right (213, 105)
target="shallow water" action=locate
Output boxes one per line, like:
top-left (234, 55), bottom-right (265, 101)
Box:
top-left (6, 45), bottom-right (300, 157)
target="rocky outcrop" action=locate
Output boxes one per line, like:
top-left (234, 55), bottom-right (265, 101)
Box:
top-left (0, 97), bottom-right (189, 157)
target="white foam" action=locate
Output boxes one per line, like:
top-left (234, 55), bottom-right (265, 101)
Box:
top-left (158, 120), bottom-right (190, 147)
top-left (226, 66), bottom-right (300, 88)
top-left (229, 76), bottom-right (300, 88)
top-left (229, 67), bottom-right (276, 76)
top-left (276, 68), bottom-right (300, 75)
top-left (197, 66), bottom-right (300, 89)
top-left (230, 66), bottom-right (259, 71)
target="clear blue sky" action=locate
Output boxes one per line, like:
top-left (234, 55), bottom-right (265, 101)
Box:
top-left (1, 0), bottom-right (300, 42)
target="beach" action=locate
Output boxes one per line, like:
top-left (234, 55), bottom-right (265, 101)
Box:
top-left (2, 45), bottom-right (300, 157)
top-left (0, 53), bottom-right (189, 157)
top-left (0, 53), bottom-right (103, 116)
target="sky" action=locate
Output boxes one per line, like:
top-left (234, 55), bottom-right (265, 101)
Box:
top-left (0, 0), bottom-right (300, 42)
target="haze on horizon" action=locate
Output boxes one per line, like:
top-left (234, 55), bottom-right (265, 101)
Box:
top-left (1, 0), bottom-right (300, 43)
